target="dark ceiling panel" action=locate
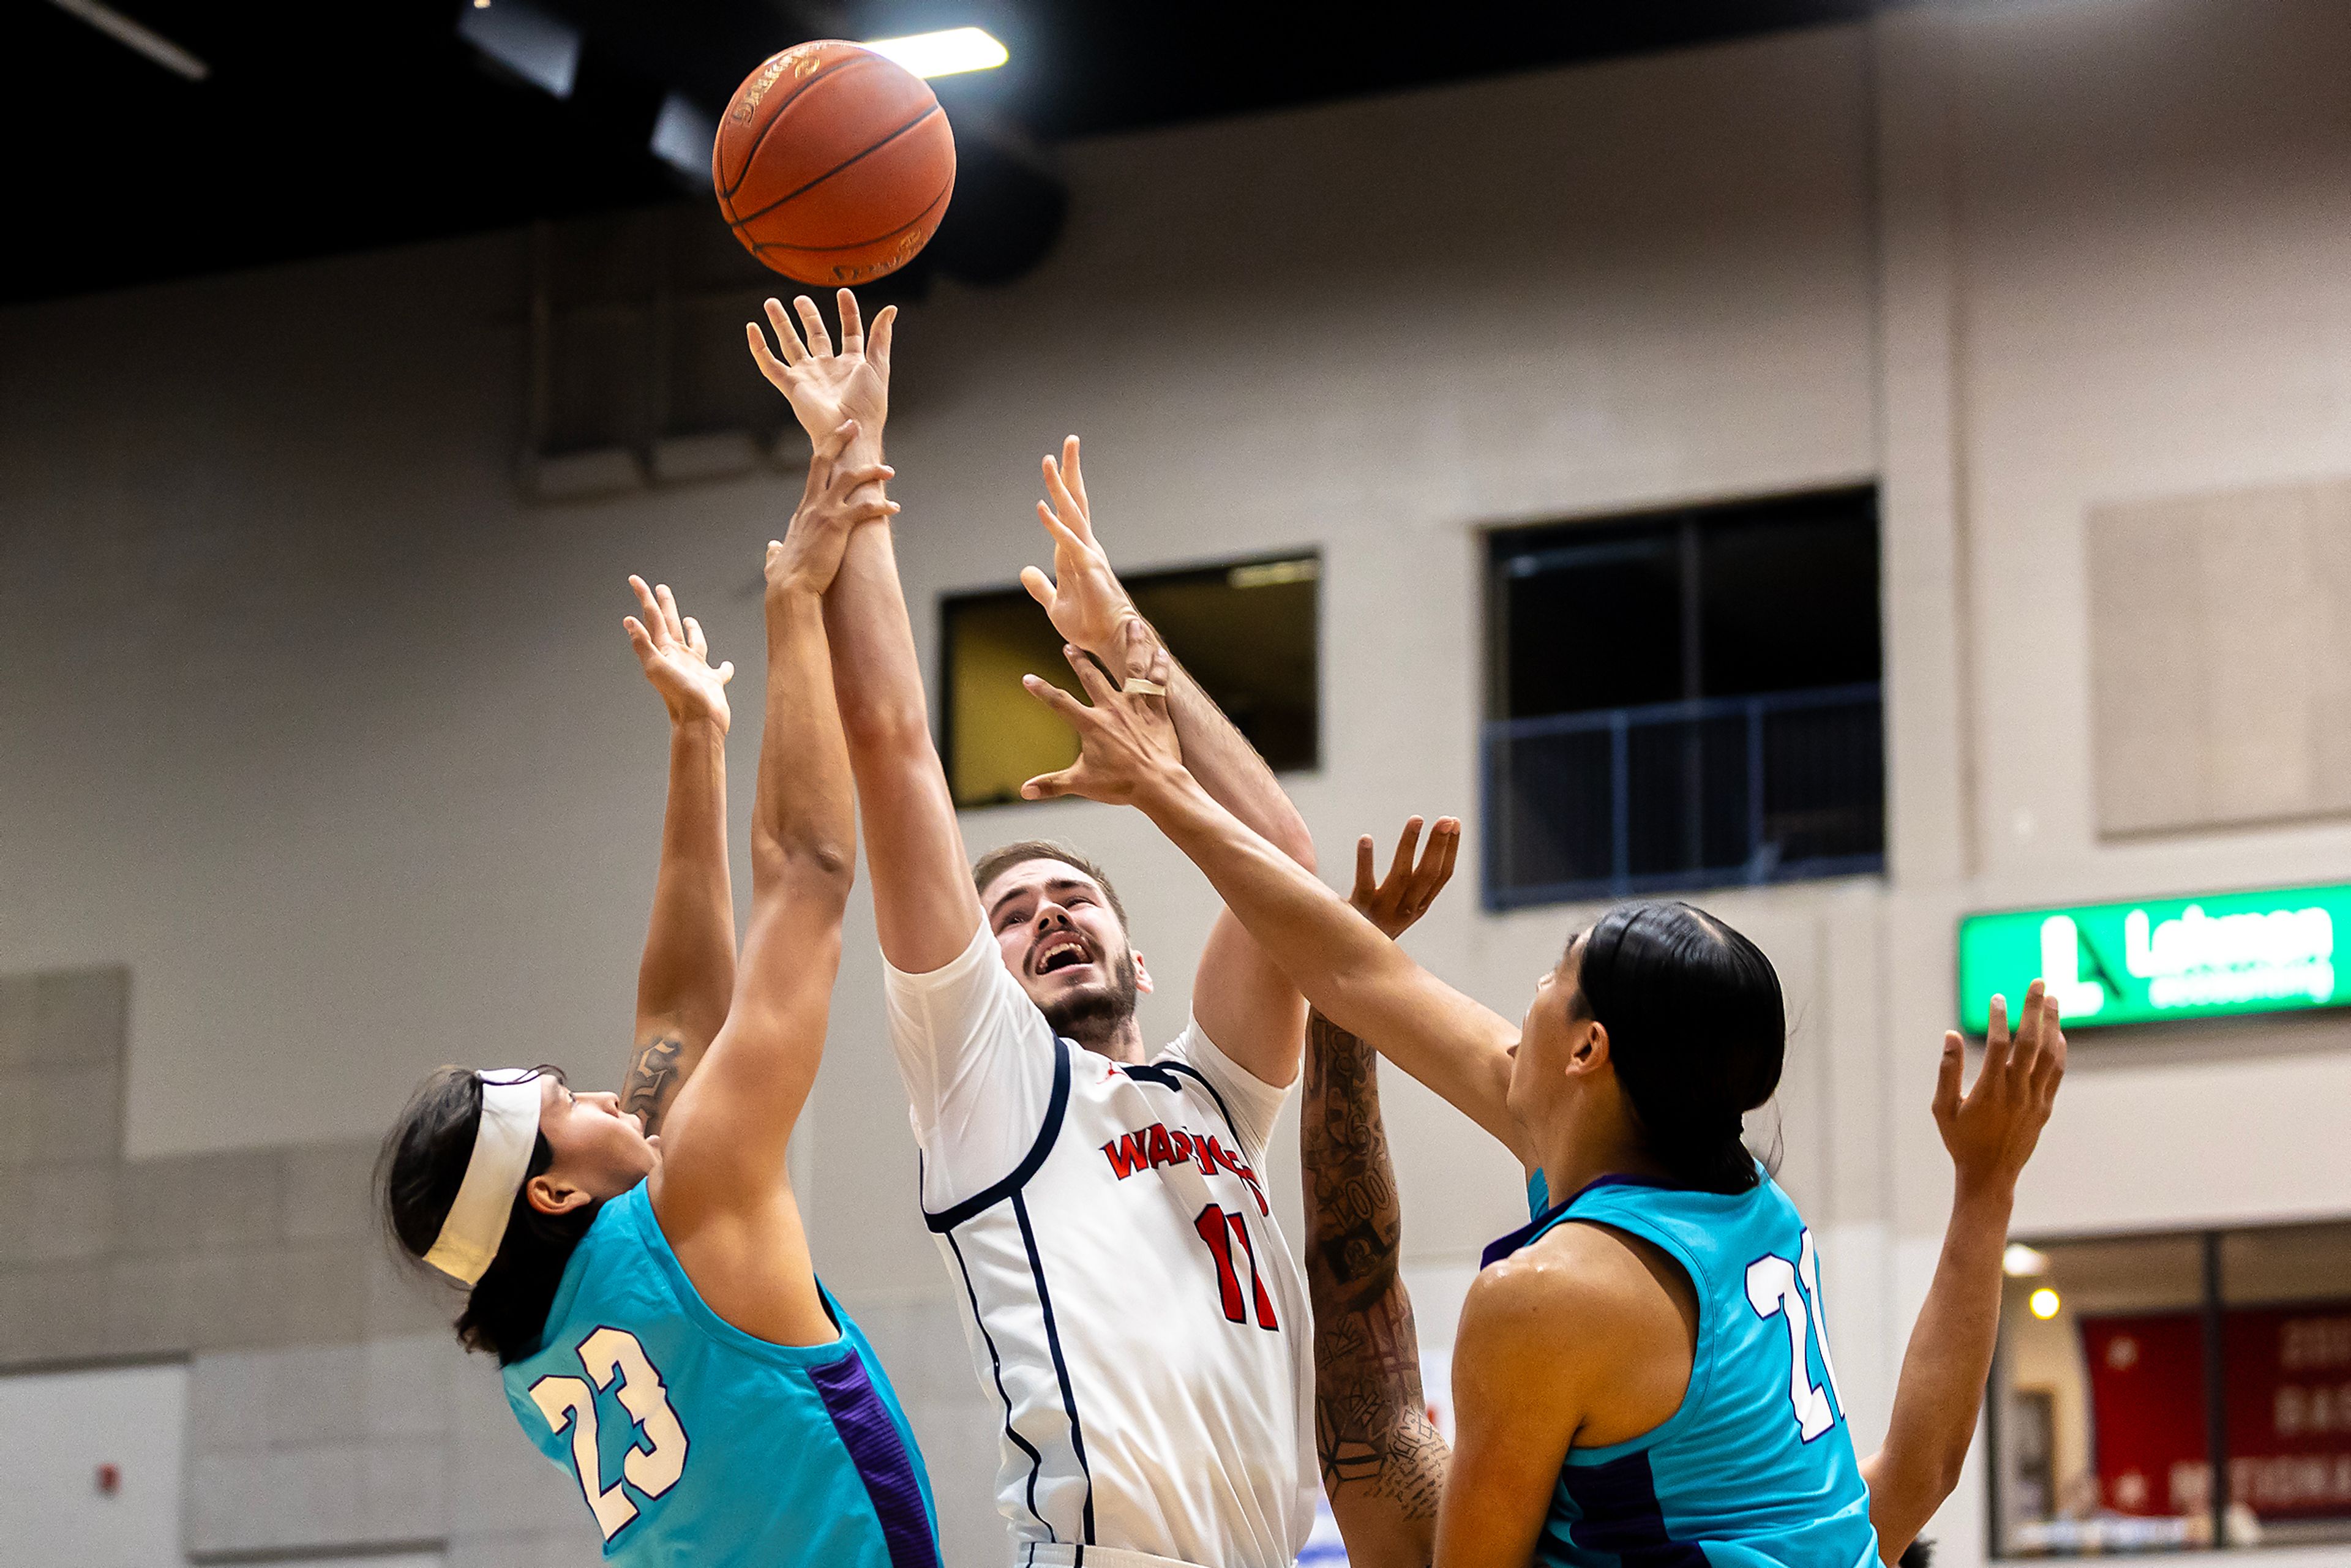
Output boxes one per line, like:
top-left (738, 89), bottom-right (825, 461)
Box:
top-left (4, 0), bottom-right (1877, 305)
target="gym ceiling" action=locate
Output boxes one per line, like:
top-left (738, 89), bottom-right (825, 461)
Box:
top-left (7, 0), bottom-right (1872, 305)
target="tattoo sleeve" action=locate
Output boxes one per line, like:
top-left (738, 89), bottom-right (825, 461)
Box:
top-left (620, 1033), bottom-right (688, 1138)
top-left (1304, 1009), bottom-right (1449, 1557)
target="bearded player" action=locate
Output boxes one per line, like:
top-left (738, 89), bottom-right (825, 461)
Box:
top-left (748, 291), bottom-right (1318, 1568)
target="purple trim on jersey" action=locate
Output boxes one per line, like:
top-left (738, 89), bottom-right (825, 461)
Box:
top-left (1556, 1447), bottom-right (1709, 1568)
top-left (808, 1348), bottom-right (942, 1568)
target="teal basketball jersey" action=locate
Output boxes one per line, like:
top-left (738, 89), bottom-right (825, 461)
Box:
top-left (501, 1183), bottom-right (940, 1567)
top-left (1484, 1166), bottom-right (1879, 1568)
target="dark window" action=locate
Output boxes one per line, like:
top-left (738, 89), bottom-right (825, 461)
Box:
top-left (941, 554), bottom-right (1317, 809)
top-left (1993, 1221), bottom-right (2351, 1555)
top-left (1482, 488), bottom-right (1882, 907)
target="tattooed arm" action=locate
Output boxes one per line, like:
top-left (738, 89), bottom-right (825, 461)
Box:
top-left (1307, 821), bottom-right (1462, 1568)
top-left (1309, 1010), bottom-right (1449, 1567)
top-left (619, 576), bottom-right (739, 1138)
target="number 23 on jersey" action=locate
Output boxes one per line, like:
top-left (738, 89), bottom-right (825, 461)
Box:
top-left (529, 1327), bottom-right (691, 1540)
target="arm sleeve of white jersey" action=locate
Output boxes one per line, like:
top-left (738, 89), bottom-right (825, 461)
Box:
top-left (883, 917), bottom-right (1062, 1207)
top-left (1162, 1012), bottom-right (1293, 1158)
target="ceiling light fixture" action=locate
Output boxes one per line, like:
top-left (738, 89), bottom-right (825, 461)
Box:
top-left (44, 0), bottom-right (209, 81)
top-left (2028, 1287), bottom-right (2062, 1321)
top-left (2002, 1243), bottom-right (2050, 1278)
top-left (861, 26), bottom-right (1007, 79)
top-left (457, 0), bottom-right (580, 99)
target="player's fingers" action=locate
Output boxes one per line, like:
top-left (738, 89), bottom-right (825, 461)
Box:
top-left (2031, 992), bottom-right (2067, 1101)
top-left (1933, 1031), bottom-right (1964, 1123)
top-left (1387, 817), bottom-right (1425, 891)
top-left (836, 288), bottom-right (863, 354)
top-left (746, 321), bottom-right (791, 386)
top-left (869, 304), bottom-right (896, 372)
top-left (1021, 672), bottom-right (1090, 725)
top-left (1021, 766), bottom-right (1081, 801)
top-left (2008, 978), bottom-right (2048, 1079)
top-left (1036, 502), bottom-right (1090, 560)
top-left (714, 660), bottom-right (735, 686)
top-left (684, 616), bottom-right (707, 660)
top-left (1425, 816), bottom-right (1463, 895)
top-left (1982, 994), bottom-right (2014, 1084)
top-left (844, 498), bottom-right (901, 526)
top-left (1352, 834), bottom-right (1377, 905)
top-left (654, 583), bottom-right (686, 643)
top-left (1020, 565), bottom-right (1057, 613)
top-left (628, 574), bottom-right (664, 629)
top-left (833, 462), bottom-right (895, 497)
top-left (1044, 455), bottom-right (1091, 540)
top-left (793, 294), bottom-right (833, 357)
top-left (1063, 435), bottom-right (1087, 517)
top-left (812, 418), bottom-right (858, 480)
top-left (623, 616), bottom-right (653, 658)
top-left (1063, 643), bottom-right (1118, 707)
top-left (762, 298), bottom-right (808, 365)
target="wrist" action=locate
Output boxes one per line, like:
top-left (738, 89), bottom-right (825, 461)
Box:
top-left (1951, 1171), bottom-right (2019, 1216)
top-left (670, 713), bottom-right (726, 743)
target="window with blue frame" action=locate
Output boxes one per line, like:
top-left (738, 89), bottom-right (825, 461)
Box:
top-left (1482, 488), bottom-right (1883, 909)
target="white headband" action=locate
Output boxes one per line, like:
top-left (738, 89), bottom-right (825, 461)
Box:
top-left (422, 1069), bottom-right (545, 1286)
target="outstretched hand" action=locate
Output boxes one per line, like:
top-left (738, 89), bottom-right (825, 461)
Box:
top-left (1349, 816), bottom-right (1461, 940)
top-left (745, 288), bottom-right (896, 447)
top-left (624, 576), bottom-right (733, 731)
top-left (1935, 978), bottom-right (2065, 1198)
top-left (1019, 618), bottom-right (1183, 805)
top-left (1019, 435), bottom-right (1141, 662)
top-left (765, 419), bottom-right (897, 599)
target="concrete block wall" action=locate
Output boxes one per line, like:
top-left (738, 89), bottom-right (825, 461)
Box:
top-left (0, 961), bottom-right (1014, 1566)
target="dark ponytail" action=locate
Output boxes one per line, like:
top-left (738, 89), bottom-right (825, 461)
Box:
top-left (1569, 901), bottom-right (1784, 1194)
top-left (376, 1065), bottom-right (598, 1364)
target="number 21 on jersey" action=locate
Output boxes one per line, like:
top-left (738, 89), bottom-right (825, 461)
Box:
top-left (529, 1327), bottom-right (691, 1540)
top-left (1744, 1228), bottom-right (1847, 1442)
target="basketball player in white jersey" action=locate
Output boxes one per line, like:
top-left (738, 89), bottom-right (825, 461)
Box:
top-left (747, 291), bottom-right (1318, 1568)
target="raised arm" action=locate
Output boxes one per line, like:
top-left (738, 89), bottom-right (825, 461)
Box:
top-left (1307, 822), bottom-right (1464, 1568)
top-left (748, 290), bottom-right (982, 974)
top-left (646, 426), bottom-right (894, 1342)
top-left (1864, 983), bottom-right (2065, 1561)
top-left (1021, 626), bottom-right (1528, 1157)
top-left (1023, 438), bottom-right (1314, 1084)
top-left (617, 576), bottom-right (738, 1136)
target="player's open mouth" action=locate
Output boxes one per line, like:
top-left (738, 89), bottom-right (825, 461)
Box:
top-left (1033, 936), bottom-right (1091, 975)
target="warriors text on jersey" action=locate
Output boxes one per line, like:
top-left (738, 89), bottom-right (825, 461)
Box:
top-left (501, 1182), bottom-right (941, 1567)
top-left (886, 921), bottom-right (1313, 1568)
top-left (1485, 1166), bottom-right (1880, 1568)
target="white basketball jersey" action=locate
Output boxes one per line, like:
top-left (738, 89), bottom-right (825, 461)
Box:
top-left (886, 925), bottom-right (1313, 1568)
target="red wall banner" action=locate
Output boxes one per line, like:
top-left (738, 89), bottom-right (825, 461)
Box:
top-left (2083, 1302), bottom-right (2351, 1521)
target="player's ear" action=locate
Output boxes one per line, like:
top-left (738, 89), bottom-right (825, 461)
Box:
top-left (1570, 1018), bottom-right (1609, 1073)
top-left (525, 1171), bottom-right (593, 1217)
top-left (1131, 950), bottom-right (1153, 995)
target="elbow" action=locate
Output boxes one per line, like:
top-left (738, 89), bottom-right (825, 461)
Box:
top-left (753, 835), bottom-right (857, 903)
top-left (839, 697), bottom-right (932, 759)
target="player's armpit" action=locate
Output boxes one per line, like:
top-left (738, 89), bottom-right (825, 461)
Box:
top-left (620, 1030), bottom-right (690, 1139)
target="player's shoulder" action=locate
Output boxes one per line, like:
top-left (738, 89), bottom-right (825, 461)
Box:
top-left (1471, 1220), bottom-right (1663, 1336)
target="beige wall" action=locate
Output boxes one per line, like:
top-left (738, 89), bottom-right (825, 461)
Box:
top-left (6, 1), bottom-right (2351, 1562)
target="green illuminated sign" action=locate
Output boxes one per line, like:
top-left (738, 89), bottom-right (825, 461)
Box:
top-left (1957, 881), bottom-right (2350, 1033)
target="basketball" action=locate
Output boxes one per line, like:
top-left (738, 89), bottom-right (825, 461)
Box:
top-left (713, 40), bottom-right (956, 287)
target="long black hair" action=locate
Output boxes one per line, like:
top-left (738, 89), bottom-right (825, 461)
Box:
top-left (375, 1065), bottom-right (599, 1364)
top-left (1567, 901), bottom-right (1785, 1193)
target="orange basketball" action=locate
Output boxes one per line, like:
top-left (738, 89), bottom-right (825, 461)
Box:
top-left (713, 41), bottom-right (956, 287)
